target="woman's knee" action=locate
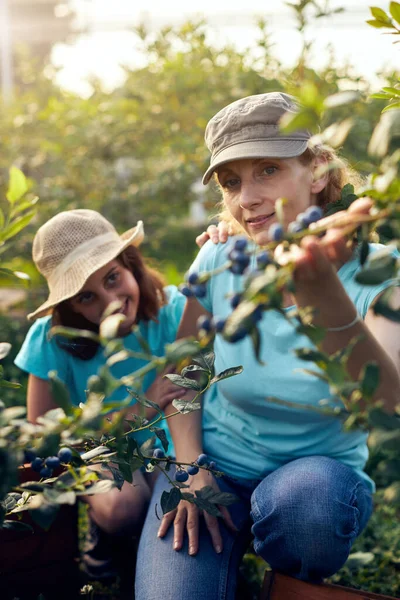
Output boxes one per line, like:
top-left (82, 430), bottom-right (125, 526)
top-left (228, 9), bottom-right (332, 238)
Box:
top-left (250, 456), bottom-right (372, 580)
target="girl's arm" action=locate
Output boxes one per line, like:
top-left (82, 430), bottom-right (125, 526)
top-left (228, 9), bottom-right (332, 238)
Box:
top-left (27, 374), bottom-right (59, 423)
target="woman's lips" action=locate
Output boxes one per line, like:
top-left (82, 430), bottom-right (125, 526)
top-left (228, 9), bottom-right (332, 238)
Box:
top-left (246, 213), bottom-right (275, 230)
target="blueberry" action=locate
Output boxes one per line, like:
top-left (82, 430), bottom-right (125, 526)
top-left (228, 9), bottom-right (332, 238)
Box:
top-left (268, 223), bottom-right (284, 242)
top-left (211, 317), bottom-right (226, 333)
top-left (296, 212), bottom-right (310, 228)
top-left (230, 327), bottom-right (248, 343)
top-left (196, 453), bottom-right (208, 466)
top-left (187, 272), bottom-right (199, 285)
top-left (305, 205), bottom-right (323, 223)
top-left (58, 448), bottom-right (73, 463)
top-left (39, 466), bottom-right (53, 478)
top-left (288, 221), bottom-right (304, 234)
top-left (229, 250), bottom-right (250, 267)
top-left (233, 237), bottom-right (248, 252)
top-left (175, 469), bottom-right (189, 482)
top-left (197, 316), bottom-right (212, 332)
top-left (256, 251), bottom-right (272, 268)
top-left (179, 284), bottom-right (194, 298)
top-left (24, 449), bottom-right (36, 463)
top-left (229, 262), bottom-right (248, 275)
top-left (208, 461), bottom-right (216, 470)
top-left (45, 456), bottom-right (61, 469)
top-left (31, 457), bottom-right (44, 472)
top-left (230, 293), bottom-right (242, 309)
top-left (187, 465), bottom-right (199, 476)
top-left (252, 306), bottom-right (263, 323)
top-left (153, 448), bottom-right (165, 459)
top-left (192, 284), bottom-right (207, 298)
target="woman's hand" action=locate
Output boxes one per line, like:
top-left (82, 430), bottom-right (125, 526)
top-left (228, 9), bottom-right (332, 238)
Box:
top-left (157, 470), bottom-right (237, 556)
top-left (146, 368), bottom-right (186, 411)
top-left (196, 222), bottom-right (230, 248)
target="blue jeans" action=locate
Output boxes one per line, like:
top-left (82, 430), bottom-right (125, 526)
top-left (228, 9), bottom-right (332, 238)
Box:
top-left (135, 456), bottom-right (372, 599)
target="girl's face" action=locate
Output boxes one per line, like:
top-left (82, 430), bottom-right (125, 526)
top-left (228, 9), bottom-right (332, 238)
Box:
top-left (69, 259), bottom-right (140, 334)
top-left (216, 157), bottom-right (326, 246)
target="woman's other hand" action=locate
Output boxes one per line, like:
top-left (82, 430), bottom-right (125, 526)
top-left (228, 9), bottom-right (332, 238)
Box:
top-left (157, 470), bottom-right (237, 556)
top-left (196, 222), bottom-right (230, 248)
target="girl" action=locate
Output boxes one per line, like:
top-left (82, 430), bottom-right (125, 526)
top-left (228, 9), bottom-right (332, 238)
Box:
top-left (14, 208), bottom-right (188, 574)
top-left (135, 92), bottom-right (400, 598)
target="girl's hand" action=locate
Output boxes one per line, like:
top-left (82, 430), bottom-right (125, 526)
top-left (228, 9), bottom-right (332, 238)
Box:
top-left (157, 471), bottom-right (237, 556)
top-left (146, 368), bottom-right (186, 411)
top-left (196, 222), bottom-right (230, 247)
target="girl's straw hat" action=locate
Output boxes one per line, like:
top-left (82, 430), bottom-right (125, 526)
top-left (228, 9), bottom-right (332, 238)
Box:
top-left (28, 209), bottom-right (144, 321)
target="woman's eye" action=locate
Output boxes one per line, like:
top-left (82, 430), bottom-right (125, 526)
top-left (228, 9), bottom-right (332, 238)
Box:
top-left (222, 178), bottom-right (240, 189)
top-left (262, 166), bottom-right (277, 176)
top-left (106, 271), bottom-right (120, 286)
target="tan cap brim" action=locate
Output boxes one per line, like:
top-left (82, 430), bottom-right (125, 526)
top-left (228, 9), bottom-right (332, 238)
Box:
top-left (202, 139), bottom-right (309, 184)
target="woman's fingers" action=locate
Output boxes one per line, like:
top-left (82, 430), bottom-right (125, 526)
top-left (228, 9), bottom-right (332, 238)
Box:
top-left (220, 504), bottom-right (238, 533)
top-left (196, 231), bottom-right (212, 248)
top-left (195, 222), bottom-right (231, 247)
top-left (203, 511), bottom-right (223, 554)
top-left (157, 508), bottom-right (177, 538)
top-left (185, 504), bottom-right (200, 556)
top-left (173, 504), bottom-right (188, 551)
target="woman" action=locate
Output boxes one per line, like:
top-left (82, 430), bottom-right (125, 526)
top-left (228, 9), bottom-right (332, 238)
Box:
top-left (14, 209), bottom-right (188, 575)
top-left (135, 92), bottom-right (400, 597)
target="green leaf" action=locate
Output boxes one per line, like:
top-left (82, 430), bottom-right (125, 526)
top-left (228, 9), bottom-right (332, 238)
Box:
top-left (192, 496), bottom-right (222, 517)
top-left (360, 240), bottom-right (370, 266)
top-left (180, 364), bottom-right (207, 377)
top-left (296, 324), bottom-right (326, 345)
top-left (250, 327), bottom-right (264, 365)
top-left (355, 250), bottom-right (397, 285)
top-left (370, 6), bottom-right (393, 22)
top-left (164, 374), bottom-right (202, 391)
top-left (370, 92), bottom-right (392, 99)
top-left (295, 348), bottom-right (328, 363)
top-left (1, 520), bottom-right (33, 533)
top-left (210, 366), bottom-right (243, 385)
top-left (172, 399), bottom-right (201, 414)
top-left (30, 503), bottom-right (60, 531)
top-left (193, 351), bottom-right (215, 372)
top-left (382, 102), bottom-right (400, 113)
top-left (206, 491), bottom-right (237, 506)
top-left (368, 109), bottom-right (400, 157)
top-left (0, 379), bottom-right (21, 389)
top-left (165, 338), bottom-right (201, 364)
top-left (382, 86), bottom-right (400, 96)
top-left (374, 288), bottom-right (400, 322)
top-left (368, 406), bottom-right (400, 430)
top-left (1, 210), bottom-right (36, 243)
top-left (160, 486), bottom-right (181, 514)
top-left (83, 480), bottom-right (115, 495)
top-left (150, 427), bottom-right (169, 452)
top-left (0, 343), bottom-right (11, 360)
top-left (6, 167), bottom-right (28, 204)
top-left (49, 325), bottom-right (100, 342)
top-left (80, 446), bottom-right (112, 461)
top-left (346, 551), bottom-right (375, 569)
top-left (127, 389), bottom-right (163, 414)
top-left (360, 362), bottom-right (380, 400)
top-left (115, 461), bottom-right (133, 484)
top-left (100, 314), bottom-right (125, 340)
top-left (106, 350), bottom-right (130, 367)
top-left (48, 371), bottom-right (73, 415)
top-left (389, 1), bottom-right (400, 24)
top-left (323, 91), bottom-right (361, 109)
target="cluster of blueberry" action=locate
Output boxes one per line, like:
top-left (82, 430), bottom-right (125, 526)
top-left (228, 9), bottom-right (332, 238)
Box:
top-left (179, 272), bottom-right (207, 299)
top-left (25, 447), bottom-right (73, 479)
top-left (268, 205), bottom-right (324, 241)
top-left (152, 449), bottom-right (216, 482)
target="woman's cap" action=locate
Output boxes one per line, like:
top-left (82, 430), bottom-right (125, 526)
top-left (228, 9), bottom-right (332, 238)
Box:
top-left (202, 92), bottom-right (311, 184)
top-left (28, 209), bottom-right (144, 321)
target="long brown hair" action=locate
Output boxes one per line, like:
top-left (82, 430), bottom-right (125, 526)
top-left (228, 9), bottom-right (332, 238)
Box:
top-left (52, 245), bottom-right (167, 360)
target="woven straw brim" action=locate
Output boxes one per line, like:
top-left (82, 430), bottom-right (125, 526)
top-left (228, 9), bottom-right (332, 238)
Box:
top-left (202, 139), bottom-right (309, 184)
top-left (28, 221), bottom-right (144, 321)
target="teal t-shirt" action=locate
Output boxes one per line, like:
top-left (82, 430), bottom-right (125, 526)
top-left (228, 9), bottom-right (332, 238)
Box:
top-left (15, 285), bottom-right (186, 451)
top-left (190, 241), bottom-right (398, 491)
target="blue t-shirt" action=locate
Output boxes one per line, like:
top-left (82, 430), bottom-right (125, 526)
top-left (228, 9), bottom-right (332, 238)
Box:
top-left (190, 241), bottom-right (398, 491)
top-left (15, 285), bottom-right (186, 450)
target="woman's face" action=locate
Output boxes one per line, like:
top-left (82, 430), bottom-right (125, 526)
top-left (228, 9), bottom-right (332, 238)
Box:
top-left (216, 157), bottom-right (323, 246)
top-left (68, 259), bottom-right (140, 334)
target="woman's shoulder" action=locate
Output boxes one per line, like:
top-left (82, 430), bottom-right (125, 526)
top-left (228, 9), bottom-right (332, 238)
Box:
top-left (191, 237), bottom-right (242, 274)
top-left (24, 315), bottom-right (53, 342)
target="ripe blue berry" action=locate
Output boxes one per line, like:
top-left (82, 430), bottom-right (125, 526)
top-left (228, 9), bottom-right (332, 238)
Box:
top-left (211, 317), bottom-right (226, 333)
top-left (230, 293), bottom-right (242, 309)
top-left (256, 251), bottom-right (272, 268)
top-left (45, 456), bottom-right (61, 469)
top-left (192, 284), bottom-right (207, 298)
top-left (305, 205), bottom-right (323, 223)
top-left (230, 327), bottom-right (248, 343)
top-left (31, 457), bottom-right (44, 472)
top-left (197, 316), bottom-right (213, 332)
top-left (230, 262), bottom-right (248, 275)
top-left (175, 469), bottom-right (189, 482)
top-left (187, 272), bottom-right (199, 285)
top-left (208, 461), bottom-right (216, 470)
top-left (153, 448), bottom-right (165, 459)
top-left (252, 306), bottom-right (263, 323)
top-left (233, 237), bottom-right (248, 252)
top-left (58, 448), bottom-right (73, 463)
top-left (179, 284), bottom-right (194, 298)
top-left (39, 466), bottom-right (53, 478)
top-left (187, 465), bottom-right (199, 476)
top-left (268, 223), bottom-right (284, 242)
top-left (288, 221), bottom-right (304, 234)
top-left (296, 212), bottom-right (310, 228)
top-left (196, 454), bottom-right (208, 466)
top-left (24, 449), bottom-right (36, 463)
